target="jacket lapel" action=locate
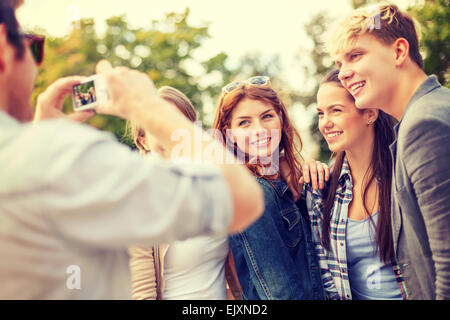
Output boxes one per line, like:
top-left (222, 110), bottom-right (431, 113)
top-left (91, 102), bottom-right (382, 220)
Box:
top-left (389, 139), bottom-right (402, 256)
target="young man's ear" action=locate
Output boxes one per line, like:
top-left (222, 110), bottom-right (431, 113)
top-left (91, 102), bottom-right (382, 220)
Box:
top-left (137, 135), bottom-right (150, 152)
top-left (393, 38), bottom-right (410, 67)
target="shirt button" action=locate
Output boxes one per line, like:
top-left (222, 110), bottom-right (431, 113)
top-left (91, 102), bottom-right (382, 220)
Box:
top-left (340, 242), bottom-right (344, 247)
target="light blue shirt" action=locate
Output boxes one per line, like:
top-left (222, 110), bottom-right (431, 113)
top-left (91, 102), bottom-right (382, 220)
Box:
top-left (346, 212), bottom-right (402, 300)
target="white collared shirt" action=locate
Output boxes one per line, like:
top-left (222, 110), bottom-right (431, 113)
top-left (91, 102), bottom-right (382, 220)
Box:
top-left (0, 112), bottom-right (232, 299)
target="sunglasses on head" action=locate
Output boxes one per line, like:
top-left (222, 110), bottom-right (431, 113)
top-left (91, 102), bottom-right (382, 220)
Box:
top-left (21, 33), bottom-right (45, 65)
top-left (222, 76), bottom-right (270, 94)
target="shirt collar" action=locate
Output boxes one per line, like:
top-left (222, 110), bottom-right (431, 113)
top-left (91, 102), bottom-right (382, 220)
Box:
top-left (337, 156), bottom-right (352, 187)
top-left (399, 75), bottom-right (441, 122)
top-left (266, 178), bottom-right (289, 198)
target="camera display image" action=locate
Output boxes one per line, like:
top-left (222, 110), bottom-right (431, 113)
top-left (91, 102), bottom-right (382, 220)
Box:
top-left (73, 80), bottom-right (96, 109)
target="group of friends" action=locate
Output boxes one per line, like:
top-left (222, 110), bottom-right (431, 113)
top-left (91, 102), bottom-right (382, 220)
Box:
top-left (74, 86), bottom-right (96, 107)
top-left (0, 1), bottom-right (449, 300)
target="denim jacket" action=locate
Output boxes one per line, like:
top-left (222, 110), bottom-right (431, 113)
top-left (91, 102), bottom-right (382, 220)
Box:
top-left (229, 177), bottom-right (325, 300)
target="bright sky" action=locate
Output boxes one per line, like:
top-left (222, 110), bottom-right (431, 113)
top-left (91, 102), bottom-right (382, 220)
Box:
top-left (16, 0), bottom-right (413, 157)
top-left (16, 0), bottom-right (411, 85)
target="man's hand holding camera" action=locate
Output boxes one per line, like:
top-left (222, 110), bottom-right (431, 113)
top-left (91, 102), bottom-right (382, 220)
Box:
top-left (33, 76), bottom-right (95, 123)
top-left (33, 60), bottom-right (160, 125)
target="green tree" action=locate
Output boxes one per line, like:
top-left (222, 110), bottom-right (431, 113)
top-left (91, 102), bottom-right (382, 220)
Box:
top-left (297, 11), bottom-right (335, 162)
top-left (408, 0), bottom-right (450, 88)
top-left (32, 8), bottom-right (236, 147)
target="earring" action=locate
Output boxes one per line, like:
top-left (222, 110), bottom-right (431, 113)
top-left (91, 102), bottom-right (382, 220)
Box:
top-left (368, 120), bottom-right (373, 124)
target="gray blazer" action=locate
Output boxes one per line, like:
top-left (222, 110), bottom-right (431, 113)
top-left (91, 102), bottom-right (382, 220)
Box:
top-left (390, 76), bottom-right (450, 300)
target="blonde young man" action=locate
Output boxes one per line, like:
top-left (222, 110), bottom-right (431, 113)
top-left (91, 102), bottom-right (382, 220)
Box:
top-left (326, 4), bottom-right (450, 300)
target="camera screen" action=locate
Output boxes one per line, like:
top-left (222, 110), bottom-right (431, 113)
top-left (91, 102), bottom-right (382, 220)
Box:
top-left (73, 80), bottom-right (97, 108)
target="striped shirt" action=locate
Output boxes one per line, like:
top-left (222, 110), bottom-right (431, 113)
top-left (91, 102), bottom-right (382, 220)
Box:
top-left (305, 157), bottom-right (408, 300)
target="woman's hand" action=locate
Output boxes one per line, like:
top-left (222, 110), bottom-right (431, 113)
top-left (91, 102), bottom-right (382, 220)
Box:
top-left (280, 157), bottom-right (330, 202)
top-left (301, 159), bottom-right (330, 191)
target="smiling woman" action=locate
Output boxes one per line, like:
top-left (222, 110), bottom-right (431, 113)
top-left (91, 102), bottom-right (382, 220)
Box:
top-left (214, 76), bottom-right (302, 181)
top-left (308, 69), bottom-right (406, 300)
top-left (316, 80), bottom-right (374, 153)
top-left (212, 76), bottom-right (325, 300)
top-left (229, 98), bottom-right (282, 167)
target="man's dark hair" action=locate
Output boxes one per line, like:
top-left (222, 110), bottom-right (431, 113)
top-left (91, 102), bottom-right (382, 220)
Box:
top-left (0, 0), bottom-right (25, 59)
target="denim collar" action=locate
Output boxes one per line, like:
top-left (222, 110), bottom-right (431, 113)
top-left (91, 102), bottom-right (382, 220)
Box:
top-left (263, 177), bottom-right (290, 198)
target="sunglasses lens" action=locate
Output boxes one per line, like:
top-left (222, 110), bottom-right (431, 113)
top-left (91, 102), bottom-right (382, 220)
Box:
top-left (222, 76), bottom-right (269, 94)
top-left (248, 76), bottom-right (269, 85)
top-left (24, 34), bottom-right (45, 65)
top-left (30, 41), bottom-right (41, 64)
top-left (223, 81), bottom-right (242, 93)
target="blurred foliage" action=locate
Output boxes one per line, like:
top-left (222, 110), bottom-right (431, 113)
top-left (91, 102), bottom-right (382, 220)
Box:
top-left (32, 8), bottom-right (288, 148)
top-left (298, 11), bottom-right (335, 162)
top-left (31, 2), bottom-right (448, 156)
top-left (408, 0), bottom-right (450, 88)
top-left (32, 9), bottom-right (240, 147)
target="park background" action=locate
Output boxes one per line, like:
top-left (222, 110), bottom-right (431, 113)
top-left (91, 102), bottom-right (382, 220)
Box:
top-left (18, 0), bottom-right (449, 161)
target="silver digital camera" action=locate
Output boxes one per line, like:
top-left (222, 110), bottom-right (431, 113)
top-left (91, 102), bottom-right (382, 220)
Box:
top-left (72, 75), bottom-right (108, 112)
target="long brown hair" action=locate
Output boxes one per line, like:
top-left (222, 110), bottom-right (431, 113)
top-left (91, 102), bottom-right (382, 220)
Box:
top-left (128, 86), bottom-right (197, 154)
top-left (212, 81), bottom-right (303, 193)
top-left (320, 69), bottom-right (396, 263)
